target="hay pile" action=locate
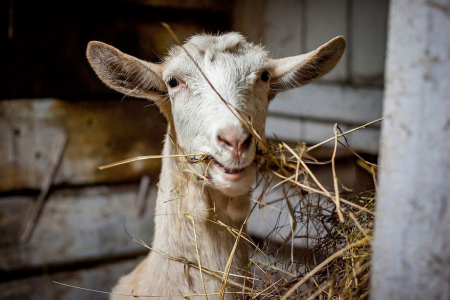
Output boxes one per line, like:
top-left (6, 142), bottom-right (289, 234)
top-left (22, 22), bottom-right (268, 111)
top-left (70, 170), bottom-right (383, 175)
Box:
top-left (100, 120), bottom-right (379, 300)
top-left (246, 134), bottom-right (377, 300)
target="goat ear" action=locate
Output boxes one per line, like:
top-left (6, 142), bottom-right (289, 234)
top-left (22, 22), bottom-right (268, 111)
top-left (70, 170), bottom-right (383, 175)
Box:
top-left (86, 41), bottom-right (167, 100)
top-left (269, 36), bottom-right (345, 91)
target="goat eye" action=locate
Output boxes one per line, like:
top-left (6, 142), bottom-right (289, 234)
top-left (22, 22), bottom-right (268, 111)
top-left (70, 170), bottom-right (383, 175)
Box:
top-left (168, 78), bottom-right (179, 88)
top-left (261, 71), bottom-right (270, 82)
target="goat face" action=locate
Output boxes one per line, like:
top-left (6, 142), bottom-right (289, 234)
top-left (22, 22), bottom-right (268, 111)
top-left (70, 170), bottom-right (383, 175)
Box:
top-left (162, 33), bottom-right (270, 196)
top-left (86, 32), bottom-right (345, 197)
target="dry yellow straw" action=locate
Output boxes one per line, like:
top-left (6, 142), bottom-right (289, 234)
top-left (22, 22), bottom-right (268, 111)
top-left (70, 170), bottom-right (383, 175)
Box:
top-left (306, 118), bottom-right (383, 152)
top-left (331, 123), bottom-right (345, 223)
top-left (98, 154), bottom-right (203, 170)
top-left (280, 239), bottom-right (369, 300)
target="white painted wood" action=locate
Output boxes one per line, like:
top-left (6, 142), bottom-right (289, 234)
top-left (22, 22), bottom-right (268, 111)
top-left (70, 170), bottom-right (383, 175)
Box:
top-left (262, 0), bottom-right (303, 58)
top-left (0, 184), bottom-right (156, 272)
top-left (371, 0), bottom-right (450, 299)
top-left (347, 126), bottom-right (380, 155)
top-left (269, 83), bottom-right (383, 124)
top-left (0, 257), bottom-right (144, 300)
top-left (265, 115), bottom-right (304, 141)
top-left (351, 0), bottom-right (389, 85)
top-left (305, 0), bottom-right (348, 82)
top-left (265, 115), bottom-right (380, 154)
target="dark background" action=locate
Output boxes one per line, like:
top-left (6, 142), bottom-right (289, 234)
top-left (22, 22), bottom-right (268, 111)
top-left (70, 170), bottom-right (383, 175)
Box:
top-left (2, 1), bottom-right (233, 100)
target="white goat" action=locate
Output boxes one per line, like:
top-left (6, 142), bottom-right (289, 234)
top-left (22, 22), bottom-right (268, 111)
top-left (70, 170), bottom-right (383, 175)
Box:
top-left (87, 32), bottom-right (345, 300)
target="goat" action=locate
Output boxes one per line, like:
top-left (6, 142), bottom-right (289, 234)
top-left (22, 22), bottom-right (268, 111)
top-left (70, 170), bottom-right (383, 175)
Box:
top-left (86, 32), bottom-right (345, 299)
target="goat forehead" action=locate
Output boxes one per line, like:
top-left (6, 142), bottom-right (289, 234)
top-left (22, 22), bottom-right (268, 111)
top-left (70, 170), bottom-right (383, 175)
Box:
top-left (165, 52), bottom-right (267, 79)
top-left (168, 32), bottom-right (267, 57)
top-left (206, 52), bottom-right (268, 76)
top-left (185, 32), bottom-right (246, 52)
top-left (163, 33), bottom-right (269, 80)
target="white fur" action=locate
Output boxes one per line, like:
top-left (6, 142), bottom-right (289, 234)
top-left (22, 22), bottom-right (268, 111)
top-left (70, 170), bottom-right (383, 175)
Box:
top-left (111, 33), bottom-right (269, 300)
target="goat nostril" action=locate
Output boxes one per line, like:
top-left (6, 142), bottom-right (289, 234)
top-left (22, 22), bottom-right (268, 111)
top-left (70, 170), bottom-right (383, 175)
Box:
top-left (217, 135), bottom-right (233, 148)
top-left (217, 132), bottom-right (252, 154)
top-left (242, 134), bottom-right (252, 148)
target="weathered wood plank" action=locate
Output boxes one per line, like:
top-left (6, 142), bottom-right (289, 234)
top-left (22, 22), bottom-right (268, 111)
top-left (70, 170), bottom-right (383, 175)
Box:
top-left (0, 184), bottom-right (156, 272)
top-left (305, 0), bottom-right (348, 82)
top-left (262, 0), bottom-right (303, 59)
top-left (0, 198), bottom-right (33, 246)
top-left (371, 0), bottom-right (450, 298)
top-left (0, 257), bottom-right (144, 300)
top-left (0, 99), bottom-right (166, 192)
top-left (351, 0), bottom-right (389, 86)
top-left (269, 83), bottom-right (383, 124)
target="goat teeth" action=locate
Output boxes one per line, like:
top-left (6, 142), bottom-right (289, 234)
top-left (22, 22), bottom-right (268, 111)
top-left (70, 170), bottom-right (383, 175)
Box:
top-left (210, 157), bottom-right (245, 174)
top-left (224, 167), bottom-right (244, 174)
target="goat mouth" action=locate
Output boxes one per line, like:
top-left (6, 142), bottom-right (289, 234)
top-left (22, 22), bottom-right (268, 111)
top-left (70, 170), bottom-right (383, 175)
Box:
top-left (212, 159), bottom-right (246, 174)
top-left (206, 156), bottom-right (251, 181)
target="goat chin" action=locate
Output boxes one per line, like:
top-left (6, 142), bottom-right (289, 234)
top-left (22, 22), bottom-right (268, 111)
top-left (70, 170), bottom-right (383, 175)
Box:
top-left (210, 163), bottom-right (256, 197)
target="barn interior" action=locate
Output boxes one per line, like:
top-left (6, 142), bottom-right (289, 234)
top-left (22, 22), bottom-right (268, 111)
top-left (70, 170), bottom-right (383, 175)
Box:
top-left (0, 1), bottom-right (388, 299)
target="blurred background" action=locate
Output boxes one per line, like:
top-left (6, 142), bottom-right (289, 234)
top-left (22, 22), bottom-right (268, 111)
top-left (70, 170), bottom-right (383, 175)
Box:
top-left (0, 0), bottom-right (387, 299)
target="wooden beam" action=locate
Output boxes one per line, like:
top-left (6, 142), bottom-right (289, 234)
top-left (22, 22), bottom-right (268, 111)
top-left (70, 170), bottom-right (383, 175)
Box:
top-left (371, 0), bottom-right (450, 298)
top-left (0, 184), bottom-right (156, 272)
top-left (0, 256), bottom-right (144, 300)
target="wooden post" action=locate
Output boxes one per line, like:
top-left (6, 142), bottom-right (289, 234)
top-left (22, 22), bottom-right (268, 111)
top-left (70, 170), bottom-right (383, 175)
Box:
top-left (371, 0), bottom-right (450, 299)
